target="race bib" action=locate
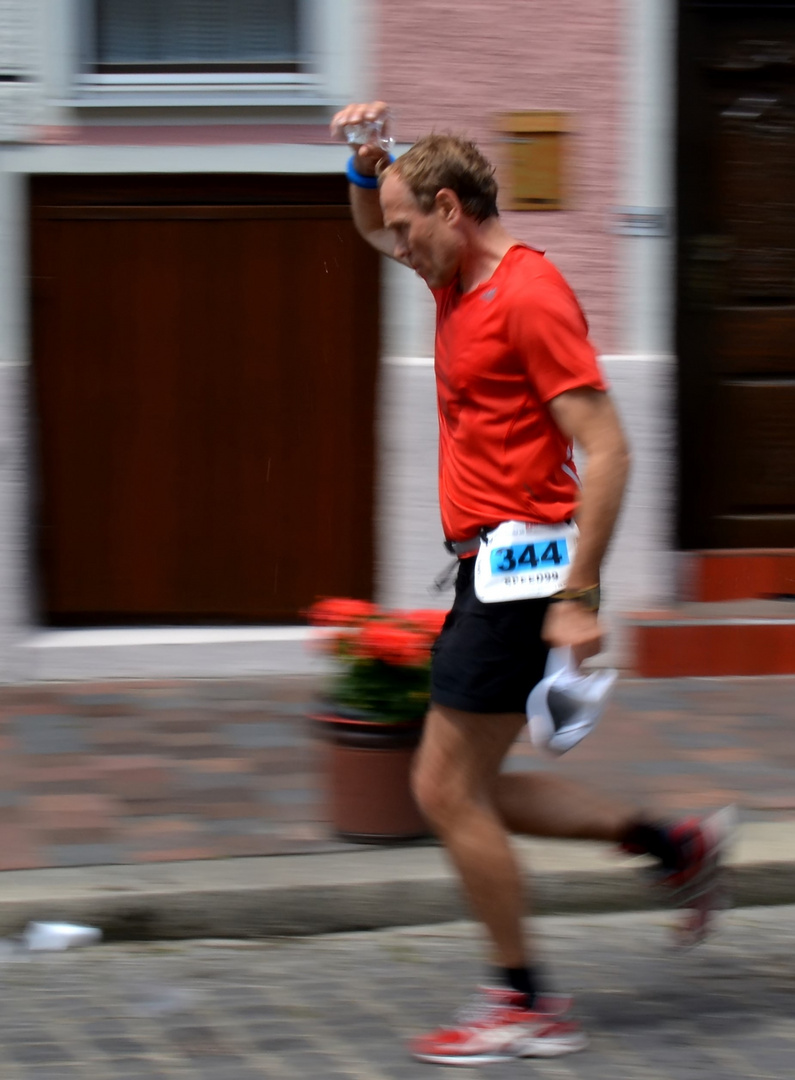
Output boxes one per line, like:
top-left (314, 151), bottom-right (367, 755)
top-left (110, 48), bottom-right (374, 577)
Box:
top-left (474, 520), bottom-right (578, 603)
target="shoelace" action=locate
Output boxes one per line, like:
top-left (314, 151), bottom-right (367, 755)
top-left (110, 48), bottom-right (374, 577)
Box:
top-left (454, 994), bottom-right (508, 1026)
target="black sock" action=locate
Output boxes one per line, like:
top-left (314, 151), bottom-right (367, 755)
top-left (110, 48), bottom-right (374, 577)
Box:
top-left (497, 966), bottom-right (539, 1006)
top-left (622, 821), bottom-right (680, 871)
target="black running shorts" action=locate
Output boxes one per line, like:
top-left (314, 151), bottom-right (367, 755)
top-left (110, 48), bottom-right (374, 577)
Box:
top-left (430, 556), bottom-right (551, 715)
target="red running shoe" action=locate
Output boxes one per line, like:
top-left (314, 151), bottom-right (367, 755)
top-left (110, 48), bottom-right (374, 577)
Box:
top-left (410, 987), bottom-right (588, 1066)
top-left (658, 805), bottom-right (736, 946)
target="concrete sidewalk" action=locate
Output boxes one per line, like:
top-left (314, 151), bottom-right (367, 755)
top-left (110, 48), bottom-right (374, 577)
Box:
top-left (1, 673), bottom-right (795, 940)
top-left (2, 820), bottom-right (795, 942)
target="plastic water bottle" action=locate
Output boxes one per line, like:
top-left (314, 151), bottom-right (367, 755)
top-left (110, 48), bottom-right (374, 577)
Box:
top-left (343, 115), bottom-right (394, 154)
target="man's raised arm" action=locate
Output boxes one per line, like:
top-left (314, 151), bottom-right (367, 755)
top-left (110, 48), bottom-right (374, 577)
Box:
top-left (330, 101), bottom-right (401, 260)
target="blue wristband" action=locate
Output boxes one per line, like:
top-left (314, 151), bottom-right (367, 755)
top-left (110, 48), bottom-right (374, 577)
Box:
top-left (346, 153), bottom-right (394, 189)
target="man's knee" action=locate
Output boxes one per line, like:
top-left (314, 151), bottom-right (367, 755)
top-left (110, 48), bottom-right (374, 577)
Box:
top-left (411, 753), bottom-right (467, 833)
top-left (412, 706), bottom-right (523, 832)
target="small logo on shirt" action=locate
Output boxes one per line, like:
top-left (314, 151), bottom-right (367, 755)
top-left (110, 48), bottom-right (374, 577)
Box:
top-left (482, 288), bottom-right (498, 302)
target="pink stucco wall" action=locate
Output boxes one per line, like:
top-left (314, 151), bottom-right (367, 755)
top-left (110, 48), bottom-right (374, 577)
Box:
top-left (377, 0), bottom-right (622, 352)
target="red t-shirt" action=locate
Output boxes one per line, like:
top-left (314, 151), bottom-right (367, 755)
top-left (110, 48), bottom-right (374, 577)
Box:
top-left (432, 245), bottom-right (607, 541)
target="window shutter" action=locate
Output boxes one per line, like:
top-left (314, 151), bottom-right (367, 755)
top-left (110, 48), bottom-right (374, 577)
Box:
top-left (98, 0), bottom-right (161, 64)
top-left (230, 0), bottom-right (298, 60)
top-left (96, 0), bottom-right (299, 65)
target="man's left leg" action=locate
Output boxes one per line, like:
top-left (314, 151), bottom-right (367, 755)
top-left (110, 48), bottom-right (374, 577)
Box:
top-left (412, 705), bottom-right (530, 967)
top-left (409, 704), bottom-right (588, 1064)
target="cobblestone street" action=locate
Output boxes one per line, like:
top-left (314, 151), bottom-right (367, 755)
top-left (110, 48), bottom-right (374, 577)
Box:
top-left (1, 905), bottom-right (794, 1079)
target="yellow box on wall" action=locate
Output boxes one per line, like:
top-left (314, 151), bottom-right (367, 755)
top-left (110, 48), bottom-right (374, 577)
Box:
top-left (496, 112), bottom-right (570, 211)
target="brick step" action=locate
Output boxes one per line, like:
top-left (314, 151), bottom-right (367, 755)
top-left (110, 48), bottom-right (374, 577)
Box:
top-left (625, 598), bottom-right (795, 677)
top-left (680, 549), bottom-right (795, 602)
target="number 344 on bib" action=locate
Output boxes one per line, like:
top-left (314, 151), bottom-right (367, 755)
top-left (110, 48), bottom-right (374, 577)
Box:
top-left (474, 521), bottom-right (578, 604)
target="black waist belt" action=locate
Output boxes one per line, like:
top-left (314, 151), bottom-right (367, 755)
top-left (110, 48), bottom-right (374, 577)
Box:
top-left (443, 532), bottom-right (487, 557)
top-left (444, 521), bottom-right (573, 558)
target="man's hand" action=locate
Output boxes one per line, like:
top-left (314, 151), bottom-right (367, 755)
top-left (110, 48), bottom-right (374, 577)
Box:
top-left (542, 601), bottom-right (603, 666)
top-left (331, 101), bottom-right (399, 259)
top-left (330, 100), bottom-right (392, 176)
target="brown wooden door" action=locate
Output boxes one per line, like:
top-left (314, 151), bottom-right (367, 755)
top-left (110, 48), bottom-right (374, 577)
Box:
top-left (678, 2), bottom-right (795, 547)
top-left (30, 176), bottom-right (380, 624)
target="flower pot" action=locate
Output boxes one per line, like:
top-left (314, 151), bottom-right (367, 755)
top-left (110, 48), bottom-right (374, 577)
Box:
top-left (313, 711), bottom-right (430, 843)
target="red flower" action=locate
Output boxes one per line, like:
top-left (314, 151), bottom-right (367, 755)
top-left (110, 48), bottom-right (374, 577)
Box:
top-left (401, 608), bottom-right (448, 642)
top-left (306, 597), bottom-right (438, 718)
top-left (355, 621), bottom-right (429, 668)
top-left (307, 597), bottom-right (380, 627)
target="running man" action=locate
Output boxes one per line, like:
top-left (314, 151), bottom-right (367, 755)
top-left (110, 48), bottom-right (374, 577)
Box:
top-left (331, 100), bottom-right (731, 1067)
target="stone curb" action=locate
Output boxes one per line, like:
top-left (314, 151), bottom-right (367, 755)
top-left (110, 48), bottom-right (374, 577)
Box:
top-left (0, 822), bottom-right (793, 941)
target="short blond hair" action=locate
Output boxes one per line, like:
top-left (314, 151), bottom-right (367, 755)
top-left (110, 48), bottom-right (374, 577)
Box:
top-left (380, 134), bottom-right (498, 222)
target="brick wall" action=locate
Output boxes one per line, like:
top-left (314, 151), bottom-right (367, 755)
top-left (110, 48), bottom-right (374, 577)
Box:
top-left (378, 0), bottom-right (622, 351)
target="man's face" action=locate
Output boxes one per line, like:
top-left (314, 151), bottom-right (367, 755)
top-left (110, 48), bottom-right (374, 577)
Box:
top-left (379, 173), bottom-right (461, 289)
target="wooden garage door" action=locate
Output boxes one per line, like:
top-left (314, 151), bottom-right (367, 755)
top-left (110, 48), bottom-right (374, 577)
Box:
top-left (30, 176), bottom-right (380, 625)
top-left (678, 3), bottom-right (795, 547)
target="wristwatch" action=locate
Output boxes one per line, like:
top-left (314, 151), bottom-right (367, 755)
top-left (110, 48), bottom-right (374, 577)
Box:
top-left (549, 583), bottom-right (601, 613)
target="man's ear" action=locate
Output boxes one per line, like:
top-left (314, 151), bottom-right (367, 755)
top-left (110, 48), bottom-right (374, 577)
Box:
top-left (435, 188), bottom-right (461, 224)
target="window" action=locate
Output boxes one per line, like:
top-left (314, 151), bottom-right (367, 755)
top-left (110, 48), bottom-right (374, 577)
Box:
top-left (76, 0), bottom-right (330, 100)
top-left (71, 0), bottom-right (363, 108)
top-left (90, 0), bottom-right (304, 78)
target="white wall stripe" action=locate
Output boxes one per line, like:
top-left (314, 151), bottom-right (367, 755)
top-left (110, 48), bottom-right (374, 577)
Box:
top-left (383, 354), bottom-right (676, 367)
top-left (26, 627), bottom-right (314, 649)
